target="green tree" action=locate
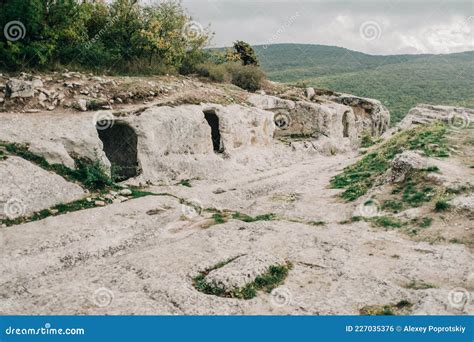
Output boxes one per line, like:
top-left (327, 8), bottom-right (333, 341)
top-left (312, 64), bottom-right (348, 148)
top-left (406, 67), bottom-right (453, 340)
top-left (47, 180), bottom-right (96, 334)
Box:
top-left (0, 0), bottom-right (211, 73)
top-left (231, 40), bottom-right (259, 66)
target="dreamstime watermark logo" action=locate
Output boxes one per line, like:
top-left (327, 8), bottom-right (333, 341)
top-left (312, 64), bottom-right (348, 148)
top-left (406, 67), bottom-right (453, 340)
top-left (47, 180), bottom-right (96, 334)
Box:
top-left (93, 287), bottom-right (114, 307)
top-left (3, 21), bottom-right (26, 42)
top-left (263, 12), bottom-right (300, 49)
top-left (3, 198), bottom-right (26, 219)
top-left (181, 21), bottom-right (204, 41)
top-left (357, 199), bottom-right (380, 218)
top-left (94, 111), bottom-right (115, 130)
top-left (446, 111), bottom-right (471, 130)
top-left (359, 20), bottom-right (382, 41)
top-left (274, 113), bottom-right (292, 130)
top-left (448, 288), bottom-right (471, 310)
top-left (270, 287), bottom-right (292, 307)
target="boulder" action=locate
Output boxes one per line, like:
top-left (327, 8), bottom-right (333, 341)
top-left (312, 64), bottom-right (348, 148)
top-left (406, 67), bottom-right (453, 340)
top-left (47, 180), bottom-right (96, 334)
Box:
top-left (386, 151), bottom-right (428, 183)
top-left (31, 79), bottom-right (44, 88)
top-left (75, 99), bottom-right (88, 112)
top-left (5, 79), bottom-right (34, 98)
top-left (305, 87), bottom-right (315, 100)
top-left (0, 112), bottom-right (110, 170)
top-left (203, 253), bottom-right (285, 292)
top-left (0, 156), bottom-right (86, 219)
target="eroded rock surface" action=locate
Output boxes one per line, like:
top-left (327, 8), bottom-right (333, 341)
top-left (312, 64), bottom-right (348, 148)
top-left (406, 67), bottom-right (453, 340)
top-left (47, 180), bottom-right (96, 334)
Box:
top-left (383, 104), bottom-right (474, 138)
top-left (248, 91), bottom-right (389, 151)
top-left (203, 253), bottom-right (285, 292)
top-left (0, 74), bottom-right (471, 316)
top-left (0, 156), bottom-right (86, 219)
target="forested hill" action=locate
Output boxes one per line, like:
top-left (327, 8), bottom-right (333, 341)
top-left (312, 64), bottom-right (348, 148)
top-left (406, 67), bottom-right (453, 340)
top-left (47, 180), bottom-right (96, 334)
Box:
top-left (255, 44), bottom-right (474, 123)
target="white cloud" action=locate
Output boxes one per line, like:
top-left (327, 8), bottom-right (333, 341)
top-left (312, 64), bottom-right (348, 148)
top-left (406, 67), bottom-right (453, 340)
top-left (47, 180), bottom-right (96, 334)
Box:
top-left (180, 0), bottom-right (474, 55)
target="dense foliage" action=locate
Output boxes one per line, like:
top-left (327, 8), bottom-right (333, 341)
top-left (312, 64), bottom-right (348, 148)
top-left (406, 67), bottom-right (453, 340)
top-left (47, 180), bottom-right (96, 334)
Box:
top-left (195, 42), bottom-right (265, 91)
top-left (0, 0), bottom-right (210, 73)
top-left (256, 44), bottom-right (474, 123)
top-left (228, 41), bottom-right (259, 66)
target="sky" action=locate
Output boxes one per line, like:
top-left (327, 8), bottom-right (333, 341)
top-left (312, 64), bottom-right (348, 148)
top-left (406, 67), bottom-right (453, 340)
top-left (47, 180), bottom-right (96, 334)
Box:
top-left (176, 0), bottom-right (474, 55)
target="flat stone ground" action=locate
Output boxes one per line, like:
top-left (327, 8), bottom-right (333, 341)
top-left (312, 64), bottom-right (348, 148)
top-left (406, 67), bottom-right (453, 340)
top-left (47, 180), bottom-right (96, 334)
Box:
top-left (0, 141), bottom-right (472, 315)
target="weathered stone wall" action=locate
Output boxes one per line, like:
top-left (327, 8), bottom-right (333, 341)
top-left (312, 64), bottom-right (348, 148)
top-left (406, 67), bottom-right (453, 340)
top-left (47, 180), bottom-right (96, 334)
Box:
top-left (248, 92), bottom-right (390, 146)
top-left (0, 156), bottom-right (86, 219)
top-left (247, 94), bottom-right (358, 143)
top-left (0, 112), bottom-right (109, 169)
top-left (331, 94), bottom-right (390, 136)
top-left (0, 104), bottom-right (275, 183)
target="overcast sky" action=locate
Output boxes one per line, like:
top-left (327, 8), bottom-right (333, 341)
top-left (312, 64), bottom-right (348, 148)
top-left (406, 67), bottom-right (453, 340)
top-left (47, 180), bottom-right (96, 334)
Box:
top-left (176, 0), bottom-right (473, 55)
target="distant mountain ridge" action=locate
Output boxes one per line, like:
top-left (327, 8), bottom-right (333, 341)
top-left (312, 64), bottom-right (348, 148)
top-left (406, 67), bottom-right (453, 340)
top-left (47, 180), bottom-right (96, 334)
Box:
top-left (254, 44), bottom-right (474, 123)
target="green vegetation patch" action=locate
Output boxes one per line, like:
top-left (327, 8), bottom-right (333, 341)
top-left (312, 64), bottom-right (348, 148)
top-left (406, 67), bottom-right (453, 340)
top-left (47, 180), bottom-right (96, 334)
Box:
top-left (359, 300), bottom-right (413, 315)
top-left (309, 220), bottom-right (326, 226)
top-left (0, 187), bottom-right (158, 227)
top-left (403, 280), bottom-right (436, 290)
top-left (434, 200), bottom-right (450, 212)
top-left (371, 216), bottom-right (404, 229)
top-left (232, 212), bottom-right (277, 222)
top-left (381, 199), bottom-right (404, 213)
top-left (212, 213), bottom-right (226, 224)
top-left (360, 133), bottom-right (380, 148)
top-left (330, 123), bottom-right (449, 201)
top-left (399, 177), bottom-right (436, 208)
top-left (416, 217), bottom-right (433, 228)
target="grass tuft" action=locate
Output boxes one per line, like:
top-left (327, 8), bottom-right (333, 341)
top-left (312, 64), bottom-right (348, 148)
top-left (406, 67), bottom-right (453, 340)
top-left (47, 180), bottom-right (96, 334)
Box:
top-left (232, 212), bottom-right (277, 222)
top-left (434, 200), bottom-right (450, 212)
top-left (330, 123), bottom-right (448, 201)
top-left (404, 280), bottom-right (436, 290)
top-left (359, 300), bottom-right (413, 316)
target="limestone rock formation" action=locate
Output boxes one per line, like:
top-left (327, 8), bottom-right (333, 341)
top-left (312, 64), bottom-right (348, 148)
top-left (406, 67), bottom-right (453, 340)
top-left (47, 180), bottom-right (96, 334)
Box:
top-left (400, 104), bottom-right (474, 128)
top-left (0, 104), bottom-right (275, 183)
top-left (331, 94), bottom-right (390, 136)
top-left (0, 156), bottom-right (86, 219)
top-left (248, 94), bottom-right (356, 144)
top-left (248, 92), bottom-right (389, 149)
top-left (202, 253), bottom-right (285, 292)
top-left (383, 104), bottom-right (474, 138)
top-left (0, 112), bottom-right (109, 169)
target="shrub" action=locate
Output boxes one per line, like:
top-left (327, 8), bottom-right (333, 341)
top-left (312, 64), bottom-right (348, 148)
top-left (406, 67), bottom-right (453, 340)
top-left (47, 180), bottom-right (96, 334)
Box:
top-left (73, 157), bottom-right (113, 190)
top-left (227, 64), bottom-right (266, 92)
top-left (435, 200), bottom-right (450, 212)
top-left (195, 62), bottom-right (228, 82)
